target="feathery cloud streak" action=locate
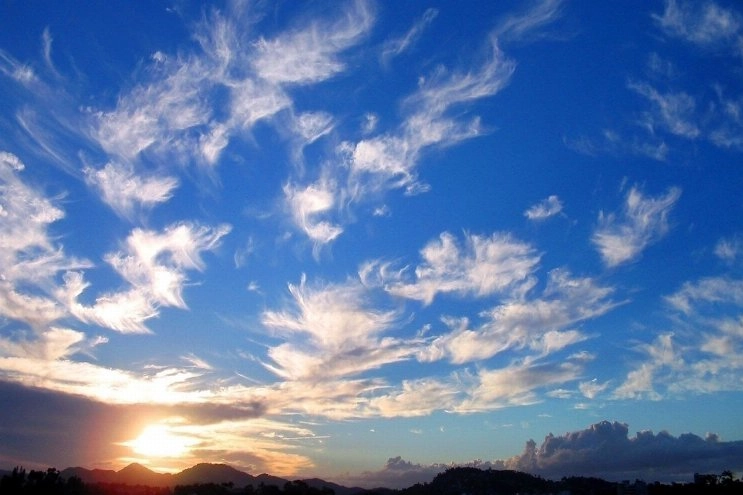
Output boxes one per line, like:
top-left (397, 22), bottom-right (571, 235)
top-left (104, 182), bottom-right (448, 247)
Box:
top-left (593, 185), bottom-right (681, 267)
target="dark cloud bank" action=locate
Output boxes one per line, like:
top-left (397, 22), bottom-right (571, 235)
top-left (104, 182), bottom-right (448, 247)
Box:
top-left (0, 381), bottom-right (265, 469)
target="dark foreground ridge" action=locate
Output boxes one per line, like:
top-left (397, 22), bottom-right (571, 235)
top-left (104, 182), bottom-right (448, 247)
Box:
top-left (1, 464), bottom-right (741, 495)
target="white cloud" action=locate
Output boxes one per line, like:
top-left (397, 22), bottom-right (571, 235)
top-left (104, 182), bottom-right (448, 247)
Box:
top-left (379, 231), bottom-right (540, 305)
top-left (381, 8), bottom-right (438, 61)
top-left (286, 28), bottom-right (516, 246)
top-left (84, 162), bottom-right (179, 218)
top-left (628, 81), bottom-right (700, 138)
top-left (284, 180), bottom-right (343, 251)
top-left (0, 327), bottom-right (90, 361)
top-left (593, 185), bottom-right (681, 267)
top-left (0, 50), bottom-right (37, 85)
top-left (349, 35), bottom-right (515, 197)
top-left (362, 113), bottom-right (379, 134)
top-left (261, 276), bottom-right (413, 381)
top-left (93, 56), bottom-right (213, 163)
top-left (0, 151), bottom-right (91, 331)
top-left (228, 78), bottom-right (291, 132)
top-left (369, 377), bottom-right (461, 418)
top-left (41, 27), bottom-right (59, 76)
top-left (455, 358), bottom-right (585, 413)
top-left (293, 112), bottom-right (334, 144)
top-left (422, 269), bottom-right (615, 364)
top-left (524, 195), bottom-right (563, 220)
top-left (62, 222), bottom-right (231, 333)
top-left (665, 276), bottom-right (743, 315)
top-left (616, 275), bottom-right (743, 399)
top-left (579, 378), bottom-right (609, 399)
top-left (715, 235), bottom-right (743, 262)
top-left (493, 0), bottom-right (564, 41)
top-left (654, 0), bottom-right (742, 50)
top-left (91, 2), bottom-right (372, 177)
top-left (0, 355), bottom-right (209, 405)
top-left (251, 0), bottom-right (373, 84)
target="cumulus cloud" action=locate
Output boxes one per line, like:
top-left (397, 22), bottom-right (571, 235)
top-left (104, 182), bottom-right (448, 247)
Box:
top-left (524, 195), bottom-right (563, 221)
top-left (342, 421), bottom-right (743, 487)
top-left (338, 456), bottom-right (451, 489)
top-left (593, 185), bottom-right (681, 267)
top-left (503, 421), bottom-right (743, 482)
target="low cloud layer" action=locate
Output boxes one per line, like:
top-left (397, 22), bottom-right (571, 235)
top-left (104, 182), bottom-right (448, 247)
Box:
top-left (340, 422), bottom-right (743, 488)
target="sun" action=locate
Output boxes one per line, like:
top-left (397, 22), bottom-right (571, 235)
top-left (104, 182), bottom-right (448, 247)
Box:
top-left (124, 424), bottom-right (197, 459)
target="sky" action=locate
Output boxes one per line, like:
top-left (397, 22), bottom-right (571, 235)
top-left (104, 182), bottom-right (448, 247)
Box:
top-left (1, 0), bottom-right (743, 488)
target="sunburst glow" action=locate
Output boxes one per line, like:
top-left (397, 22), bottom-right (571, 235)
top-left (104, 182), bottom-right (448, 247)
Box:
top-left (124, 425), bottom-right (197, 459)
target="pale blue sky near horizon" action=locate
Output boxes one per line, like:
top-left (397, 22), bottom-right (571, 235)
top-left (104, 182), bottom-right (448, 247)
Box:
top-left (1, 0), bottom-right (743, 487)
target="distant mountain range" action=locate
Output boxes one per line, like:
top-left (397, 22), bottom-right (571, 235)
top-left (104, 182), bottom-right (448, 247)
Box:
top-left (58, 462), bottom-right (365, 494)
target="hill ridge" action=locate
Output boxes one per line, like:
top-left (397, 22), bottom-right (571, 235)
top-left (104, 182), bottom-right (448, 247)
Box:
top-left (58, 462), bottom-right (363, 493)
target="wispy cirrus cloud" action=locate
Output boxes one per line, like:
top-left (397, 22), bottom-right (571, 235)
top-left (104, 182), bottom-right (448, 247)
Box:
top-left (628, 81), bottom-right (700, 139)
top-left (653, 0), bottom-right (743, 52)
top-left (286, 1), bottom-right (566, 248)
top-left (251, 0), bottom-right (373, 84)
top-left (362, 231), bottom-right (540, 305)
top-left (615, 274), bottom-right (743, 400)
top-left (261, 275), bottom-right (413, 381)
top-left (524, 195), bottom-right (563, 221)
top-left (456, 359), bottom-right (586, 413)
top-left (381, 8), bottom-right (439, 62)
top-left (493, 0), bottom-right (564, 42)
top-left (0, 152), bottom-right (91, 331)
top-left (83, 162), bottom-right (178, 219)
top-left (593, 185), bottom-right (681, 267)
top-left (286, 33), bottom-right (516, 247)
top-left (283, 180), bottom-right (343, 252)
top-left (715, 234), bottom-right (743, 263)
top-left (419, 269), bottom-right (616, 364)
top-left (60, 222), bottom-right (231, 333)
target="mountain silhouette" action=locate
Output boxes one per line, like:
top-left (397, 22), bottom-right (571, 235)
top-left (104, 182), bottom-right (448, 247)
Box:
top-left (176, 463), bottom-right (254, 486)
top-left (118, 462), bottom-right (174, 486)
top-left (59, 462), bottom-right (358, 492)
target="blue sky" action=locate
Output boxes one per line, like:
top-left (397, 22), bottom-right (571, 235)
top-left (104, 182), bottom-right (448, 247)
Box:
top-left (1, 0), bottom-right (743, 487)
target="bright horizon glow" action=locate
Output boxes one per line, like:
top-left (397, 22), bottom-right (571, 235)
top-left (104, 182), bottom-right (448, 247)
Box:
top-left (1, 0), bottom-right (743, 488)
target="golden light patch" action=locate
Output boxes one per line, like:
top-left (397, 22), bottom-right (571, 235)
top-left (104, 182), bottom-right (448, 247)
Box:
top-left (123, 424), bottom-right (197, 459)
